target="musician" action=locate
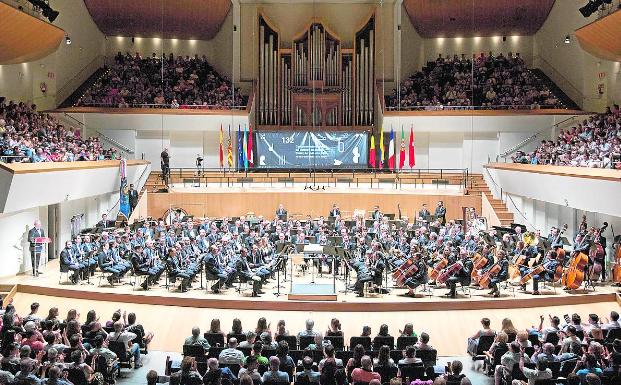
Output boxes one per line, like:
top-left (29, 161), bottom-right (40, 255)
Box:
top-left (531, 250), bottom-right (563, 295)
top-left (238, 248), bottom-right (263, 297)
top-left (73, 235), bottom-right (97, 277)
top-left (418, 204), bottom-right (431, 222)
top-left (518, 249), bottom-right (539, 291)
top-left (96, 213), bottom-right (114, 229)
top-left (27, 219), bottom-right (46, 276)
top-left (130, 244), bottom-right (160, 290)
top-left (371, 206), bottom-right (382, 221)
top-left (329, 204), bottom-right (341, 218)
top-left (276, 204), bottom-right (287, 220)
top-left (513, 226), bottom-right (523, 243)
top-left (445, 252), bottom-right (474, 299)
top-left (351, 250), bottom-right (374, 297)
top-left (368, 242), bottom-right (387, 291)
top-left (166, 247), bottom-right (192, 292)
top-left (486, 251), bottom-right (509, 298)
top-left (98, 241), bottom-right (123, 286)
top-left (434, 201), bottom-right (446, 226)
top-left (403, 252), bottom-right (429, 297)
top-left (60, 241), bottom-right (86, 284)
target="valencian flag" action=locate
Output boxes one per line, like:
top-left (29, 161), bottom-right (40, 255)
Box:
top-left (227, 125), bottom-right (233, 168)
top-left (408, 125), bottom-right (416, 168)
top-left (379, 129), bottom-right (385, 169)
top-left (388, 128), bottom-right (395, 170)
top-left (119, 159), bottom-right (130, 218)
top-left (219, 124), bottom-right (224, 168)
top-left (369, 133), bottom-right (376, 168)
top-left (399, 126), bottom-right (406, 169)
top-left (243, 124), bottom-right (249, 170)
top-left (237, 124), bottom-right (243, 169)
top-left (247, 124), bottom-right (254, 167)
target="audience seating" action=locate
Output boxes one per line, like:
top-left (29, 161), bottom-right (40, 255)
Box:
top-left (396, 336), bottom-right (418, 350)
top-left (108, 340), bottom-right (134, 371)
top-left (372, 336), bottom-right (394, 350)
top-left (204, 332), bottom-right (225, 348)
top-left (349, 336), bottom-right (372, 351)
top-left (298, 335), bottom-right (316, 350)
top-left (324, 336), bottom-right (344, 350)
top-left (275, 334), bottom-right (298, 349)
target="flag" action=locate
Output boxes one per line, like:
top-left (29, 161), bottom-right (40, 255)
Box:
top-left (379, 130), bottom-right (384, 169)
top-left (243, 124), bottom-right (248, 170)
top-left (219, 124), bottom-right (224, 168)
top-left (388, 128), bottom-right (395, 170)
top-left (237, 124), bottom-right (243, 169)
top-left (227, 125), bottom-right (233, 168)
top-left (247, 124), bottom-right (254, 167)
top-left (369, 134), bottom-right (376, 168)
top-left (118, 159), bottom-right (130, 217)
top-left (408, 125), bottom-right (416, 168)
top-left (399, 126), bottom-right (406, 169)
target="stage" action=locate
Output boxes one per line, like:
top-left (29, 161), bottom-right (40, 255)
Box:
top-left (4, 259), bottom-right (620, 356)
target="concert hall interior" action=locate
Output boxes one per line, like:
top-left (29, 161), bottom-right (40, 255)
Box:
top-left (1, 1), bottom-right (621, 385)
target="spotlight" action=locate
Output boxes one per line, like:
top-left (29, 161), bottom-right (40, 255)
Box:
top-left (65, 35), bottom-right (71, 45)
top-left (564, 35), bottom-right (571, 44)
top-left (579, 0), bottom-right (602, 17)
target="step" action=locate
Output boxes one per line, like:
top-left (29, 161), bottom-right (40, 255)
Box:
top-left (496, 212), bottom-right (514, 220)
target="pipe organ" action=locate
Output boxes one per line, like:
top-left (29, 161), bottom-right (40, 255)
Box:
top-left (257, 14), bottom-right (375, 129)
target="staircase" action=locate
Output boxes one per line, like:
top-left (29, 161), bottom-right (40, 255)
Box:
top-left (58, 66), bottom-right (109, 108)
top-left (145, 171), bottom-right (167, 192)
top-left (468, 174), bottom-right (514, 226)
top-left (529, 68), bottom-right (580, 110)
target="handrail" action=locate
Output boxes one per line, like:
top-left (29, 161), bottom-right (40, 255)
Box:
top-left (55, 55), bottom-right (106, 107)
top-left (384, 104), bottom-right (570, 112)
top-left (75, 102), bottom-right (249, 110)
top-left (96, 130), bottom-right (134, 154)
top-left (59, 112), bottom-right (85, 127)
top-left (532, 54), bottom-right (586, 108)
top-left (497, 114), bottom-right (583, 159)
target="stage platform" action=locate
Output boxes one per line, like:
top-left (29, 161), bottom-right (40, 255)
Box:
top-left (4, 260), bottom-right (621, 356)
top-left (147, 184), bottom-right (480, 220)
top-left (288, 283), bottom-right (337, 301)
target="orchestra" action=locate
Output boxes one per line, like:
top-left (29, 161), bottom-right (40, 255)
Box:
top-left (58, 201), bottom-right (617, 300)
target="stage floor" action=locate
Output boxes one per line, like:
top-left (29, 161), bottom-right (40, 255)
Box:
top-left (6, 260), bottom-right (621, 312)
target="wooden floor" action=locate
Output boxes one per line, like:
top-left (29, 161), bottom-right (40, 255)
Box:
top-left (5, 260), bottom-right (621, 356)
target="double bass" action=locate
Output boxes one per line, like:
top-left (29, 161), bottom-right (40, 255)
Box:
top-left (561, 226), bottom-right (590, 290)
top-left (589, 222), bottom-right (608, 281)
top-left (612, 230), bottom-right (621, 284)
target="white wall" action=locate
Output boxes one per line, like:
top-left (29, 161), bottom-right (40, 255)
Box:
top-left (534, 0), bottom-right (620, 111)
top-left (0, 207), bottom-right (47, 277)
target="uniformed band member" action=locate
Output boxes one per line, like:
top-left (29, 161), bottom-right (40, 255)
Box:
top-left (485, 251), bottom-right (509, 298)
top-left (445, 252), bottom-right (474, 298)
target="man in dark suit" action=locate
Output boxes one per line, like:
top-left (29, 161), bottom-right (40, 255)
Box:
top-left (276, 204), bottom-right (287, 220)
top-left (60, 241), bottom-right (85, 284)
top-left (418, 204), bottom-right (431, 221)
top-left (329, 204), bottom-right (341, 218)
top-left (128, 184), bottom-right (139, 214)
top-left (28, 220), bottom-right (45, 276)
top-left (96, 213), bottom-right (113, 229)
top-left (435, 201), bottom-right (447, 225)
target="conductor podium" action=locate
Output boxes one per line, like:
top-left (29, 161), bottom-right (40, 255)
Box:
top-left (287, 243), bottom-right (338, 301)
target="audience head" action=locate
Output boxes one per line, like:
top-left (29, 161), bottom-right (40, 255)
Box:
top-left (146, 370), bottom-right (159, 385)
top-left (360, 355), bottom-right (372, 370)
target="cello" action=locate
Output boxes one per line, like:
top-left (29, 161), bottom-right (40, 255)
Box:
top-left (553, 224), bottom-right (568, 260)
top-left (429, 257), bottom-right (448, 281)
top-left (436, 261), bottom-right (463, 285)
top-left (561, 228), bottom-right (590, 290)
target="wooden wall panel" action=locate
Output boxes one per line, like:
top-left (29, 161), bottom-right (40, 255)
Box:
top-left (404, 0), bottom-right (555, 38)
top-left (0, 3), bottom-right (64, 64)
top-left (83, 0), bottom-right (231, 40)
top-left (147, 190), bottom-right (481, 221)
top-left (575, 11), bottom-right (621, 62)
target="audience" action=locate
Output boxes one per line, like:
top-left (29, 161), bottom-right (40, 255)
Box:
top-left (513, 104), bottom-right (621, 169)
top-left (0, 99), bottom-right (115, 163)
top-left (75, 52), bottom-right (246, 109)
top-left (387, 52), bottom-right (566, 111)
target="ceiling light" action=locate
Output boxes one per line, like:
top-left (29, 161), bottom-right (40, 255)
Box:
top-left (65, 35), bottom-right (71, 45)
top-left (564, 35), bottom-right (571, 44)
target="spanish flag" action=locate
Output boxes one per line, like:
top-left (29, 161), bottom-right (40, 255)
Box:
top-left (219, 124), bottom-right (224, 168)
top-left (227, 125), bottom-right (233, 168)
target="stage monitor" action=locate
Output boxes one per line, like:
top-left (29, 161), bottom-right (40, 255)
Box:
top-left (255, 131), bottom-right (368, 169)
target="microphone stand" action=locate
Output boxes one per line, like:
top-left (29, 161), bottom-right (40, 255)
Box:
top-left (305, 133), bottom-right (325, 191)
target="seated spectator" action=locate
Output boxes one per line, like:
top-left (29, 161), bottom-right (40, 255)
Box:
top-left (275, 340), bottom-right (295, 375)
top-left (184, 327), bottom-right (210, 351)
top-left (373, 345), bottom-right (396, 368)
top-left (75, 52), bottom-right (246, 109)
top-left (274, 320), bottom-right (289, 337)
top-left (243, 341), bottom-right (268, 366)
top-left (445, 360), bottom-right (468, 384)
top-left (261, 356), bottom-right (289, 383)
top-left (326, 318), bottom-right (343, 337)
top-left (219, 337), bottom-right (244, 366)
top-left (320, 358), bottom-right (346, 385)
top-left (237, 356), bottom-right (262, 383)
top-left (209, 318), bottom-right (226, 340)
top-left (41, 366), bottom-right (70, 385)
top-left (467, 317), bottom-right (496, 355)
top-left (13, 359), bottom-right (41, 385)
top-left (512, 354), bottom-right (551, 385)
top-left (179, 356), bottom-right (202, 385)
top-left (230, 318), bottom-right (244, 336)
top-left (416, 332), bottom-right (434, 351)
top-left (239, 331), bottom-right (257, 349)
top-left (350, 356), bottom-right (381, 383)
top-left (108, 320), bottom-right (142, 368)
top-left (296, 356), bottom-right (320, 383)
top-left (398, 345), bottom-right (422, 366)
top-left (203, 357), bottom-right (236, 385)
top-left (298, 319), bottom-right (319, 338)
top-left (89, 335), bottom-right (117, 365)
top-left (66, 350), bottom-right (100, 385)
top-left (400, 322), bottom-right (417, 338)
top-left (125, 312), bottom-right (154, 349)
top-left (531, 343), bottom-right (559, 363)
top-left (573, 353), bottom-right (603, 380)
top-left (346, 344), bottom-right (366, 376)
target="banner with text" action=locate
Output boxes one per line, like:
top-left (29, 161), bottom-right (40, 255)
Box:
top-left (255, 131), bottom-right (368, 169)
